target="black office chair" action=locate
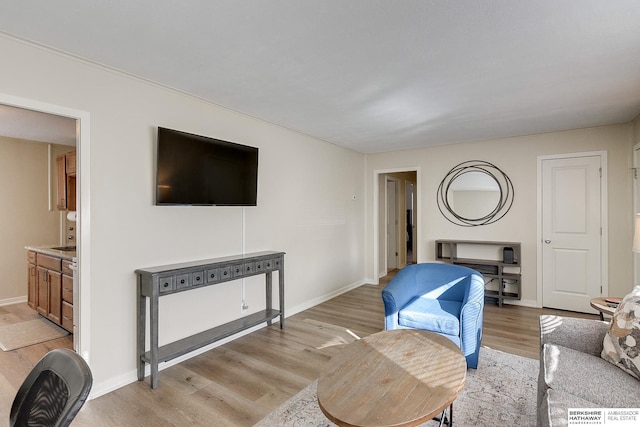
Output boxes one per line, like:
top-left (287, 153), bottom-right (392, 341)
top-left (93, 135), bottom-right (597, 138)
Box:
top-left (10, 348), bottom-right (92, 427)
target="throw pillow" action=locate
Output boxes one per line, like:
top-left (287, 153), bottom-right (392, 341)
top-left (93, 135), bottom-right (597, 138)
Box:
top-left (601, 285), bottom-right (640, 379)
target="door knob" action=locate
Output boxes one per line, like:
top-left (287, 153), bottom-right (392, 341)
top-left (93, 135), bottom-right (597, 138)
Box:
top-left (544, 240), bottom-right (551, 244)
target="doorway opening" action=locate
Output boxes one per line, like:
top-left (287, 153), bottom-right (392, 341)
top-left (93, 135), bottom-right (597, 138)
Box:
top-left (375, 169), bottom-right (419, 280)
top-left (0, 94), bottom-right (90, 363)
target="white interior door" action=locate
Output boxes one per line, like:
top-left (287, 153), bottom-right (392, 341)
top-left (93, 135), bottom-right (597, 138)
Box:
top-left (541, 154), bottom-right (603, 312)
top-left (387, 180), bottom-right (398, 270)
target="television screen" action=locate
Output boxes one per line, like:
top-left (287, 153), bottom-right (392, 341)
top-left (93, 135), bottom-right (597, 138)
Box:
top-left (156, 127), bottom-right (258, 206)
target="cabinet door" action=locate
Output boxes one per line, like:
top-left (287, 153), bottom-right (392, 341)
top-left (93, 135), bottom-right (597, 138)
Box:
top-left (36, 267), bottom-right (49, 316)
top-left (66, 174), bottom-right (76, 211)
top-left (48, 271), bottom-right (62, 324)
top-left (62, 274), bottom-right (73, 303)
top-left (56, 154), bottom-right (67, 210)
top-left (61, 301), bottom-right (73, 332)
top-left (65, 151), bottom-right (76, 175)
top-left (27, 263), bottom-right (37, 310)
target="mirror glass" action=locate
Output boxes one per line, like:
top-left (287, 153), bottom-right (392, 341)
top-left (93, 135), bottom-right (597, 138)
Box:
top-left (446, 171), bottom-right (500, 220)
top-left (437, 160), bottom-right (514, 226)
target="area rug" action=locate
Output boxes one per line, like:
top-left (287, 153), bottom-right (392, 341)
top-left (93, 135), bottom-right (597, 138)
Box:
top-left (0, 318), bottom-right (69, 351)
top-left (255, 347), bottom-right (538, 426)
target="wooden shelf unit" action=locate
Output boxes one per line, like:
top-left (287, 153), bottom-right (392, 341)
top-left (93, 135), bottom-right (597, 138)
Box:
top-left (136, 251), bottom-right (285, 389)
top-left (435, 240), bottom-right (521, 307)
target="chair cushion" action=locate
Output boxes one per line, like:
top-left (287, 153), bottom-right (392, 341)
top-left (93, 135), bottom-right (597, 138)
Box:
top-left (602, 285), bottom-right (640, 379)
top-left (398, 297), bottom-right (461, 336)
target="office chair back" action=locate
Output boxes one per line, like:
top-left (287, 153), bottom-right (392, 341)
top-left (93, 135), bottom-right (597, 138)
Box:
top-left (10, 348), bottom-right (92, 427)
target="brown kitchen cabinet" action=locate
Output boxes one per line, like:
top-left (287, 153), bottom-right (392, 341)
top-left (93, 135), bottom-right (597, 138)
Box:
top-left (56, 150), bottom-right (76, 211)
top-left (61, 260), bottom-right (74, 331)
top-left (31, 252), bottom-right (73, 332)
top-left (65, 151), bottom-right (76, 175)
top-left (27, 251), bottom-right (37, 310)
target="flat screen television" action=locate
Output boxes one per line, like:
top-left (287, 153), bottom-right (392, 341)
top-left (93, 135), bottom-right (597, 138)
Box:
top-left (155, 127), bottom-right (258, 206)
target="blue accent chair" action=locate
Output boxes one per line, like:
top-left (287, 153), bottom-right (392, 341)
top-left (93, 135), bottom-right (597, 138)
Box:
top-left (381, 263), bottom-right (485, 369)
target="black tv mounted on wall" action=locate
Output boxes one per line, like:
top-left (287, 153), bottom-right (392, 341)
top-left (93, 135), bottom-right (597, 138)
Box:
top-left (155, 127), bottom-right (258, 206)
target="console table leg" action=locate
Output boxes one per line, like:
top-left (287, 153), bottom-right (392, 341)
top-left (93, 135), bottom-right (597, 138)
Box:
top-left (150, 291), bottom-right (159, 389)
top-left (136, 278), bottom-right (146, 381)
top-left (279, 266), bottom-right (285, 329)
top-left (266, 272), bottom-right (272, 326)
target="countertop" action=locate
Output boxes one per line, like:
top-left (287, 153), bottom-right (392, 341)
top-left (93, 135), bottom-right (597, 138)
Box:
top-left (25, 245), bottom-right (76, 261)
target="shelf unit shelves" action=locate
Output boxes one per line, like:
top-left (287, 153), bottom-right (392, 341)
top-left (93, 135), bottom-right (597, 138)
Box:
top-left (436, 240), bottom-right (521, 307)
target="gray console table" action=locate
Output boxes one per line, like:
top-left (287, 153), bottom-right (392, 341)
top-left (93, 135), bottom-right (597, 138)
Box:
top-left (136, 251), bottom-right (285, 388)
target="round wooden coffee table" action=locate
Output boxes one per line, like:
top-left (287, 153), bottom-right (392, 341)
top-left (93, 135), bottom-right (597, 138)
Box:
top-left (317, 329), bottom-right (466, 427)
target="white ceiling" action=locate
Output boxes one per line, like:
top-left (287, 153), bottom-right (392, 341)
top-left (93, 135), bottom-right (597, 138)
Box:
top-left (1, 1), bottom-right (639, 153)
top-left (0, 104), bottom-right (76, 146)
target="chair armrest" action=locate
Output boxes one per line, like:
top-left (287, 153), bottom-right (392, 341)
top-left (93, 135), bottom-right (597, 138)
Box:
top-left (539, 315), bottom-right (609, 357)
top-left (460, 300), bottom-right (483, 354)
top-left (459, 274), bottom-right (485, 358)
top-left (381, 269), bottom-right (417, 330)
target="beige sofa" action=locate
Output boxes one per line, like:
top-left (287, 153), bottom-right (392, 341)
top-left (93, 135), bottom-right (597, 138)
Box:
top-left (537, 315), bottom-right (640, 426)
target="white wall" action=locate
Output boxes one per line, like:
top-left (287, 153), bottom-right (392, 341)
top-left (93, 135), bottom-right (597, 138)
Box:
top-left (366, 124), bottom-right (634, 304)
top-left (0, 34), bottom-right (366, 394)
top-left (0, 137), bottom-right (66, 303)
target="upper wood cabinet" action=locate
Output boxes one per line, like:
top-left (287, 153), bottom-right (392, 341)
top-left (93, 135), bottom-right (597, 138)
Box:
top-left (65, 151), bottom-right (76, 175)
top-left (56, 154), bottom-right (67, 210)
top-left (56, 150), bottom-right (76, 211)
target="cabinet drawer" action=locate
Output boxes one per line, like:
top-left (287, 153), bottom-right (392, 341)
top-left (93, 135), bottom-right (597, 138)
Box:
top-left (62, 275), bottom-right (73, 303)
top-left (175, 274), bottom-right (190, 290)
top-left (158, 276), bottom-right (175, 293)
top-left (243, 262), bottom-right (256, 275)
top-left (36, 253), bottom-right (62, 272)
top-left (27, 251), bottom-right (36, 264)
top-left (191, 271), bottom-right (204, 286)
top-left (62, 301), bottom-right (73, 332)
top-left (62, 260), bottom-right (73, 276)
top-left (219, 266), bottom-right (232, 280)
top-left (232, 264), bottom-right (244, 278)
top-left (272, 257), bottom-right (283, 269)
top-left (205, 268), bottom-right (219, 283)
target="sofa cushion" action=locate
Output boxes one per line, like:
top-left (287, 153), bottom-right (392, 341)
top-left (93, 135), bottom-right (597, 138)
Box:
top-left (539, 389), bottom-right (597, 427)
top-left (542, 343), bottom-right (640, 408)
top-left (540, 315), bottom-right (608, 357)
top-left (602, 285), bottom-right (640, 379)
top-left (398, 297), bottom-right (461, 336)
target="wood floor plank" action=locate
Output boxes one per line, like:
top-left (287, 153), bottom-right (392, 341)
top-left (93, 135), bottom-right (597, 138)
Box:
top-left (0, 276), bottom-right (598, 426)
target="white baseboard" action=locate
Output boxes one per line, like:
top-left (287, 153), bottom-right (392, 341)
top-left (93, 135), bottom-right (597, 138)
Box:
top-left (89, 321), bottom-right (268, 399)
top-left (0, 296), bottom-right (27, 306)
top-left (285, 278), bottom-right (366, 318)
top-left (89, 278), bottom-right (367, 399)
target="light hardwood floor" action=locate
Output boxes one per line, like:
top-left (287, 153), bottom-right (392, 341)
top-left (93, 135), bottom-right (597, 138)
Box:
top-left (0, 275), bottom-right (598, 426)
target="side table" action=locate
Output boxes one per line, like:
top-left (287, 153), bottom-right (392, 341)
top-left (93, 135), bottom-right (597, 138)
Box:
top-left (589, 297), bottom-right (620, 321)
